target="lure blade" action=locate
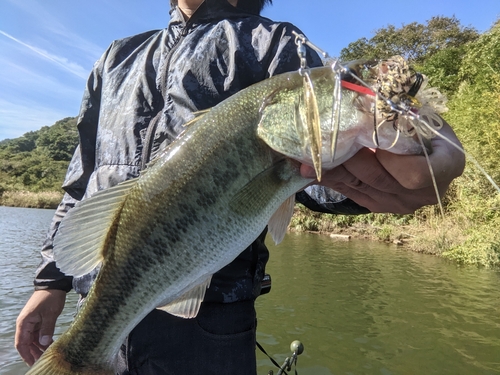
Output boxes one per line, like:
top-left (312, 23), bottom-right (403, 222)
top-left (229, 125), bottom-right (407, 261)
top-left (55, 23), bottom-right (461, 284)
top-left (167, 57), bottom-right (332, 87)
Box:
top-left (303, 71), bottom-right (322, 181)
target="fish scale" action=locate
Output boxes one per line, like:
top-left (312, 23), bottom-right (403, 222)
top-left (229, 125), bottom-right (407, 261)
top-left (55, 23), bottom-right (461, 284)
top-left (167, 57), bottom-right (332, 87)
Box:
top-left (27, 62), bottom-right (432, 374)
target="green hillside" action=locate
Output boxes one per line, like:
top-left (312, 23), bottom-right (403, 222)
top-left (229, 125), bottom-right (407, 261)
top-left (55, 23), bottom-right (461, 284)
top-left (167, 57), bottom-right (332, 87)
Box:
top-left (0, 117), bottom-right (78, 208)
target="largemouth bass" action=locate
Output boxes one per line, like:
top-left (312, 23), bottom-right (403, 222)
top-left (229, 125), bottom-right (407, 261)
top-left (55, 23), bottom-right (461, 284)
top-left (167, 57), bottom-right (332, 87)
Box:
top-left (26, 57), bottom-right (442, 374)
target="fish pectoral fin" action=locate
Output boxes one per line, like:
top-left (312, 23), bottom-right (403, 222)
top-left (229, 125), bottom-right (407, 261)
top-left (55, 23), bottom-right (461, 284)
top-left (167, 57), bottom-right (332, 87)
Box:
top-left (229, 159), bottom-right (295, 217)
top-left (53, 178), bottom-right (137, 277)
top-left (268, 194), bottom-right (296, 245)
top-left (157, 276), bottom-right (212, 319)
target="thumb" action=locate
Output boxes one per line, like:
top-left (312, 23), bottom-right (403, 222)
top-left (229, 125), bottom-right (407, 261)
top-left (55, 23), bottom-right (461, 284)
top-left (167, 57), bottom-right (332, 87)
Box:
top-left (37, 312), bottom-right (59, 348)
top-left (300, 164), bottom-right (317, 179)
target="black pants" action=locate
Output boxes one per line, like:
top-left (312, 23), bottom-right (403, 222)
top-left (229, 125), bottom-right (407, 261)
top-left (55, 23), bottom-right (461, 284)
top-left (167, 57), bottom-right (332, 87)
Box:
top-left (114, 300), bottom-right (257, 375)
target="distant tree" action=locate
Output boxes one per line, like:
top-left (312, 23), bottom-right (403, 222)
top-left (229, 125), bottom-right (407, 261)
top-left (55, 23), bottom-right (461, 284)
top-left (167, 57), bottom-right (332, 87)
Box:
top-left (457, 21), bottom-right (500, 89)
top-left (17, 154), bottom-right (70, 191)
top-left (415, 46), bottom-right (467, 97)
top-left (444, 22), bottom-right (500, 193)
top-left (3, 131), bottom-right (39, 153)
top-left (0, 139), bottom-right (11, 147)
top-left (340, 16), bottom-right (479, 63)
top-left (36, 117), bottom-right (79, 161)
top-left (0, 116), bottom-right (79, 193)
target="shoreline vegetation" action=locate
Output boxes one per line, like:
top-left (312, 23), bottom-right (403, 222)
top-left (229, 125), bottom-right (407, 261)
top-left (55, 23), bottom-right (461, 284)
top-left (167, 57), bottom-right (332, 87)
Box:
top-left (1, 18), bottom-right (499, 268)
top-left (1, 183), bottom-right (499, 268)
top-left (290, 193), bottom-right (500, 268)
top-left (0, 190), bottom-right (62, 209)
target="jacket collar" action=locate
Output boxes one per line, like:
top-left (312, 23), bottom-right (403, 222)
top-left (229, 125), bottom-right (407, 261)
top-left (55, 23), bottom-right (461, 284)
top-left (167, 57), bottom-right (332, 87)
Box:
top-left (169, 0), bottom-right (253, 27)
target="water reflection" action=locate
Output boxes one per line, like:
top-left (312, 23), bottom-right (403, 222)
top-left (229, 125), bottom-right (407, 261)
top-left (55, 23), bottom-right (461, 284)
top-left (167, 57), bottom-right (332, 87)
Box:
top-left (256, 233), bottom-right (500, 375)
top-left (0, 207), bottom-right (78, 375)
top-left (1, 208), bottom-right (499, 374)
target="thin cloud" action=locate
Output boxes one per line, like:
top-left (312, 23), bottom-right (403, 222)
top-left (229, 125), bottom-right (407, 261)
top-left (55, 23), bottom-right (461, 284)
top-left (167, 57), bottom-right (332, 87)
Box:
top-left (4, 0), bottom-right (104, 62)
top-left (0, 30), bottom-right (88, 79)
top-left (45, 24), bottom-right (104, 62)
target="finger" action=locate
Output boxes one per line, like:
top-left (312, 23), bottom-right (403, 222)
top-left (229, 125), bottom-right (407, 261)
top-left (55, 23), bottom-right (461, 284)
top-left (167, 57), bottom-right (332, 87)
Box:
top-left (15, 318), bottom-right (39, 366)
top-left (29, 344), bottom-right (44, 365)
top-left (301, 163), bottom-right (361, 190)
top-left (318, 158), bottom-right (439, 212)
top-left (342, 149), bottom-right (403, 193)
top-left (302, 156), bottom-right (400, 205)
top-left (300, 164), bottom-right (318, 181)
top-left (16, 344), bottom-right (36, 366)
top-left (427, 122), bottom-right (465, 182)
top-left (375, 150), bottom-right (432, 189)
top-left (376, 122), bottom-right (465, 190)
top-left (334, 183), bottom-right (432, 214)
top-left (323, 181), bottom-right (400, 213)
top-left (301, 149), bottom-right (397, 192)
top-left (35, 314), bottom-right (58, 351)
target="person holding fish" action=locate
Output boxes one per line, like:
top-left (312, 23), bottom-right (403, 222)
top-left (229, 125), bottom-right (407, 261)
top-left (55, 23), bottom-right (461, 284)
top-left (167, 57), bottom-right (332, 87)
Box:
top-left (15, 0), bottom-right (464, 374)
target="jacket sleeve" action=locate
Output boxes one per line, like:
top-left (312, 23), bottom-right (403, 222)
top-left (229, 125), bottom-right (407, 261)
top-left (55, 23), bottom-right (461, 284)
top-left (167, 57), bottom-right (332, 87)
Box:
top-left (34, 56), bottom-right (103, 291)
top-left (295, 187), bottom-right (370, 215)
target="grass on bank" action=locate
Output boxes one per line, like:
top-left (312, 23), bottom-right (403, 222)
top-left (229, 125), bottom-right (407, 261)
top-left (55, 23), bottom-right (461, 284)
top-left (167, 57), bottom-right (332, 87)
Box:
top-left (290, 173), bottom-right (500, 268)
top-left (290, 206), bottom-right (500, 269)
top-left (0, 190), bottom-right (63, 209)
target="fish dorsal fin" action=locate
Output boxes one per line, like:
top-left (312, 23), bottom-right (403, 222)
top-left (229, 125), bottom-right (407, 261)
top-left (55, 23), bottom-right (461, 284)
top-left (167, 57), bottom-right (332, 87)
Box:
top-left (143, 109), bottom-right (213, 171)
top-left (183, 109), bottom-right (211, 127)
top-left (268, 194), bottom-right (296, 244)
top-left (157, 276), bottom-right (212, 319)
top-left (53, 178), bottom-right (137, 277)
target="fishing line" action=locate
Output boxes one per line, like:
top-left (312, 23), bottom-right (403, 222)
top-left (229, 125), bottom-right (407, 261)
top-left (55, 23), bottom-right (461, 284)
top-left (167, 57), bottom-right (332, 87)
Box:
top-left (373, 92), bottom-right (380, 147)
top-left (414, 124), bottom-right (445, 218)
top-left (408, 114), bottom-right (500, 193)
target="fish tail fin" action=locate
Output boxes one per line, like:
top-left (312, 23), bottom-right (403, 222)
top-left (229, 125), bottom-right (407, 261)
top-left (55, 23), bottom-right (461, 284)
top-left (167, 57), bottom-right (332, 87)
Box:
top-left (26, 346), bottom-right (112, 375)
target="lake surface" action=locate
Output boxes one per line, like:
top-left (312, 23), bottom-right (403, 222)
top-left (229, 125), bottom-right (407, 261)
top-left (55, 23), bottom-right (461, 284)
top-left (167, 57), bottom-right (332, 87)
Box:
top-left (1, 206), bottom-right (499, 374)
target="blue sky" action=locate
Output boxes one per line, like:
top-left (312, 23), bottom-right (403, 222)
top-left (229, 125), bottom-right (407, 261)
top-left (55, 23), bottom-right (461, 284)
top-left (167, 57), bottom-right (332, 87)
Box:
top-left (0, 0), bottom-right (498, 141)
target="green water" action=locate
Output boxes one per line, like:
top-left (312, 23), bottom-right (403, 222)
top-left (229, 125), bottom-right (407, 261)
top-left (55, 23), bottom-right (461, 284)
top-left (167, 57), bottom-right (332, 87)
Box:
top-left (1, 207), bottom-right (499, 374)
top-left (256, 233), bottom-right (500, 374)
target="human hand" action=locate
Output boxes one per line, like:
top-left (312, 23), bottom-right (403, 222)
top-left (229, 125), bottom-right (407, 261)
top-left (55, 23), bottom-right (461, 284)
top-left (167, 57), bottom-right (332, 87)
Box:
top-left (15, 289), bottom-right (66, 366)
top-left (300, 121), bottom-right (465, 214)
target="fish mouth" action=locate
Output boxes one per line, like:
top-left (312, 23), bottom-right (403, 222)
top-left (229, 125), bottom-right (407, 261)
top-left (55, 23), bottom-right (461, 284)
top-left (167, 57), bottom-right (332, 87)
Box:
top-left (259, 54), bottom-right (447, 183)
